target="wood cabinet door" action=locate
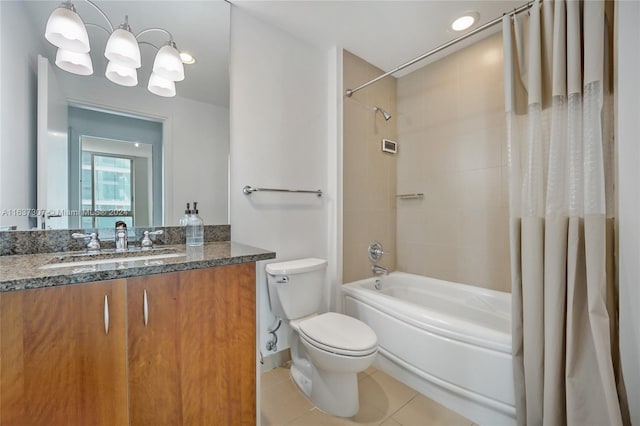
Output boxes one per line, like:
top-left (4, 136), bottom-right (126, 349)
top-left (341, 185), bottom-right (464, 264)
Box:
top-left (128, 263), bottom-right (256, 425)
top-left (179, 263), bottom-right (256, 425)
top-left (127, 271), bottom-right (183, 425)
top-left (0, 280), bottom-right (128, 426)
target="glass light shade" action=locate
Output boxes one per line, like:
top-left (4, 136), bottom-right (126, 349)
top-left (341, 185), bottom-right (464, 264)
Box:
top-left (104, 28), bottom-right (141, 68)
top-left (55, 49), bottom-right (93, 75)
top-left (152, 44), bottom-right (184, 81)
top-left (44, 5), bottom-right (90, 53)
top-left (147, 72), bottom-right (176, 97)
top-left (105, 61), bottom-right (138, 87)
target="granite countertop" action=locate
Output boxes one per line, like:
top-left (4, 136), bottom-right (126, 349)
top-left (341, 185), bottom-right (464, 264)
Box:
top-left (0, 241), bottom-right (275, 292)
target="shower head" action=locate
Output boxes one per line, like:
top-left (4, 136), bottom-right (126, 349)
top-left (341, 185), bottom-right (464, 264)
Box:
top-left (373, 106), bottom-right (392, 121)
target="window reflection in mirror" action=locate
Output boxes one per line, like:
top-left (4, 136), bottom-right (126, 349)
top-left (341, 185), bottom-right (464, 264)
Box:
top-left (69, 106), bottom-right (163, 229)
top-left (80, 136), bottom-right (156, 229)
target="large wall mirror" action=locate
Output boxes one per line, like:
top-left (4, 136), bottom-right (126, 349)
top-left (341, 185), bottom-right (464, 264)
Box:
top-left (0, 0), bottom-right (230, 231)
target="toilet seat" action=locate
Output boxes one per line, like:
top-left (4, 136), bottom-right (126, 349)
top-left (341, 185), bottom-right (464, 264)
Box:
top-left (298, 312), bottom-right (377, 357)
top-left (299, 332), bottom-right (377, 357)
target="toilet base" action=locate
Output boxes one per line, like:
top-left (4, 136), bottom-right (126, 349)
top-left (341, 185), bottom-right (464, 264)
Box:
top-left (290, 362), bottom-right (360, 418)
top-left (290, 363), bottom-right (312, 398)
top-left (310, 367), bottom-right (359, 417)
top-left (288, 318), bottom-right (375, 418)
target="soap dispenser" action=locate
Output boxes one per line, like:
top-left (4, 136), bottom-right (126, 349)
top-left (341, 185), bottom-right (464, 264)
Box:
top-left (179, 203), bottom-right (190, 226)
top-left (186, 201), bottom-right (204, 247)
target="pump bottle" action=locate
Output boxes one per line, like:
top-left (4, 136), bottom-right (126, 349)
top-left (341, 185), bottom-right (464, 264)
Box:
top-left (186, 201), bottom-right (204, 246)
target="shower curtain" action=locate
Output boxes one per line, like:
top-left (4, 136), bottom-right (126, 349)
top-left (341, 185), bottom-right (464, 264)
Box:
top-left (503, 1), bottom-right (629, 425)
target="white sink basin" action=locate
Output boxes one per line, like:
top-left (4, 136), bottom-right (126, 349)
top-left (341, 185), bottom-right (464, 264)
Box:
top-left (39, 252), bottom-right (185, 270)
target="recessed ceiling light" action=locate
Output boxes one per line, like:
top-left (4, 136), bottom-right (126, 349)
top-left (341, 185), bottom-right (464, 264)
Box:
top-left (451, 12), bottom-right (479, 32)
top-left (179, 51), bottom-right (196, 65)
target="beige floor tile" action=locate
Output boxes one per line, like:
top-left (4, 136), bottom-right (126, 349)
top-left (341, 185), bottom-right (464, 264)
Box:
top-left (357, 371), bottom-right (370, 382)
top-left (271, 365), bottom-right (293, 383)
top-left (390, 393), bottom-right (473, 426)
top-left (358, 371), bottom-right (417, 419)
top-left (261, 376), bottom-right (314, 425)
top-left (380, 417), bottom-right (402, 426)
top-left (346, 400), bottom-right (389, 425)
top-left (287, 405), bottom-right (389, 426)
top-left (274, 400), bottom-right (389, 426)
top-left (261, 370), bottom-right (282, 391)
top-left (289, 387), bottom-right (389, 425)
top-left (261, 367), bottom-right (474, 426)
top-left (358, 365), bottom-right (378, 382)
top-left (285, 407), bottom-right (348, 425)
top-left (262, 365), bottom-right (295, 393)
top-left (364, 366), bottom-right (378, 375)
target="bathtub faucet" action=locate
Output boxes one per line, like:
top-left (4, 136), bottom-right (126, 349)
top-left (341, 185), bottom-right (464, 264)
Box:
top-left (372, 265), bottom-right (389, 277)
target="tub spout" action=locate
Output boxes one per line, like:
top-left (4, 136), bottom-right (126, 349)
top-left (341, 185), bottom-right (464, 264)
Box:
top-left (372, 265), bottom-right (389, 276)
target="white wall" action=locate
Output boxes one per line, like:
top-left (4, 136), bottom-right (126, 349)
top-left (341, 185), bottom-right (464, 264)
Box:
top-left (38, 56), bottom-right (69, 230)
top-left (171, 96), bottom-right (229, 226)
top-left (229, 7), bottom-right (329, 356)
top-left (0, 1), bottom-right (40, 229)
top-left (615, 1), bottom-right (640, 423)
top-left (55, 71), bottom-right (229, 226)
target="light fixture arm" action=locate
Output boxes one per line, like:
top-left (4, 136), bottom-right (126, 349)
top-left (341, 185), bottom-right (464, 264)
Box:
top-left (84, 22), bottom-right (111, 36)
top-left (136, 27), bottom-right (175, 44)
top-left (82, 0), bottom-right (114, 33)
top-left (138, 41), bottom-right (160, 51)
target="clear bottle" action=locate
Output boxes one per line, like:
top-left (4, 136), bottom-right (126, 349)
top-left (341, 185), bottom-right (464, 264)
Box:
top-left (179, 203), bottom-right (191, 226)
top-left (186, 201), bottom-right (204, 247)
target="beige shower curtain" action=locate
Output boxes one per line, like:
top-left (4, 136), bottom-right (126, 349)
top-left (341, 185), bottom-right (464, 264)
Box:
top-left (503, 1), bottom-right (629, 425)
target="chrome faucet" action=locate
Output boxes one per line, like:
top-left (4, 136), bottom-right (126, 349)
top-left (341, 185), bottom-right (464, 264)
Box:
top-left (141, 230), bottom-right (164, 249)
top-left (115, 221), bottom-right (128, 251)
top-left (72, 232), bottom-right (101, 252)
top-left (372, 264), bottom-right (389, 276)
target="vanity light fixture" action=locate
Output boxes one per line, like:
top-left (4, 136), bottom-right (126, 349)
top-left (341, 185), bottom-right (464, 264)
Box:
top-left (44, 0), bottom-right (186, 97)
top-left (55, 48), bottom-right (93, 75)
top-left (451, 12), bottom-right (479, 32)
top-left (104, 16), bottom-right (141, 69)
top-left (44, 2), bottom-right (90, 53)
top-left (147, 72), bottom-right (176, 97)
top-left (152, 42), bottom-right (184, 81)
top-left (105, 60), bottom-right (138, 86)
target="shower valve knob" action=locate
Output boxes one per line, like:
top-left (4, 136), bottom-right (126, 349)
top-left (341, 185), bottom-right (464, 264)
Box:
top-left (368, 241), bottom-right (384, 262)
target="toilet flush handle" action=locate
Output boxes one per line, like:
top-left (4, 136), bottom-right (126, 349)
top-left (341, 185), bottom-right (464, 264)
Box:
top-left (276, 275), bottom-right (289, 284)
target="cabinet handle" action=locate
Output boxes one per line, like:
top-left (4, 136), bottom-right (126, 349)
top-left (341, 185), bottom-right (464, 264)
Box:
top-left (143, 289), bottom-right (149, 326)
top-left (104, 295), bottom-right (109, 335)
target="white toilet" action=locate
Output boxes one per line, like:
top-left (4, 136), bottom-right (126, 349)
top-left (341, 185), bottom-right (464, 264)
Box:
top-left (266, 258), bottom-right (378, 417)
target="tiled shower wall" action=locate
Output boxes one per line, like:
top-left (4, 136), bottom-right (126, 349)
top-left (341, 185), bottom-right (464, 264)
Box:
top-left (343, 51), bottom-right (397, 283)
top-left (396, 33), bottom-right (510, 292)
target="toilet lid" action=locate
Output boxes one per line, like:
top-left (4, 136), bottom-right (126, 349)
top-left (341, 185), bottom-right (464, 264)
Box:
top-left (298, 312), bottom-right (377, 355)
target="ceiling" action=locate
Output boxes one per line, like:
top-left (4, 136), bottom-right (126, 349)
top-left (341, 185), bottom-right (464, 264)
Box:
top-left (22, 0), bottom-right (229, 107)
top-left (231, 0), bottom-right (524, 77)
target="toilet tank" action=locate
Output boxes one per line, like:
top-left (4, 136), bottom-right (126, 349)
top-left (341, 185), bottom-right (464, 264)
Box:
top-left (266, 258), bottom-right (328, 320)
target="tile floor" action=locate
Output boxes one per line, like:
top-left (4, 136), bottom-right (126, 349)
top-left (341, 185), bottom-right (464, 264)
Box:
top-left (261, 364), bottom-right (477, 426)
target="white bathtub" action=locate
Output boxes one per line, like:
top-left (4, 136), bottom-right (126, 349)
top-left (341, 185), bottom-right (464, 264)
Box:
top-left (342, 272), bottom-right (515, 426)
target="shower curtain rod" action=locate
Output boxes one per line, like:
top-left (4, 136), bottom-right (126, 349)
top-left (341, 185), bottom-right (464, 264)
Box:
top-left (345, 0), bottom-right (535, 97)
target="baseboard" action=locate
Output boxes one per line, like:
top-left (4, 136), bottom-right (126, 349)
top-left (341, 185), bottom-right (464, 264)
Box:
top-left (260, 349), bottom-right (291, 373)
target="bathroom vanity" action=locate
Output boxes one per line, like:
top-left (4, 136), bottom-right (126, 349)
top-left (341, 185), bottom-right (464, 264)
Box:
top-left (0, 240), bottom-right (275, 425)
